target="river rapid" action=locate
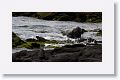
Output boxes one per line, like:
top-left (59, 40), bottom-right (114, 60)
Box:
top-left (12, 16), bottom-right (102, 53)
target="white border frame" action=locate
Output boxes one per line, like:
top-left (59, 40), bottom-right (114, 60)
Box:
top-left (0, 0), bottom-right (114, 74)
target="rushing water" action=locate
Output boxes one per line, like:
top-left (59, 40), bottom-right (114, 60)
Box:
top-left (12, 16), bottom-right (102, 41)
top-left (12, 16), bottom-right (102, 53)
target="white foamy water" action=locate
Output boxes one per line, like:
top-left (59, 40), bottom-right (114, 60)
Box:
top-left (12, 16), bottom-right (102, 41)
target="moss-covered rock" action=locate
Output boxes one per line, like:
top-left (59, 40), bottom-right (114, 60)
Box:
top-left (12, 32), bottom-right (25, 48)
top-left (18, 42), bottom-right (45, 49)
top-left (17, 39), bottom-right (59, 49)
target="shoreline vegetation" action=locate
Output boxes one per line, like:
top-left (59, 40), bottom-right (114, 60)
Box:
top-left (12, 12), bottom-right (102, 62)
top-left (12, 12), bottom-right (102, 23)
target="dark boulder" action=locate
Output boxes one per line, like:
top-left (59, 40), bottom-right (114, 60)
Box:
top-left (67, 27), bottom-right (87, 39)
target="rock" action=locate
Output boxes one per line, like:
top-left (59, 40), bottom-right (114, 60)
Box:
top-left (26, 38), bottom-right (37, 42)
top-left (81, 29), bottom-right (87, 33)
top-left (26, 36), bottom-right (48, 42)
top-left (12, 44), bottom-right (102, 62)
top-left (51, 44), bottom-right (85, 56)
top-left (12, 49), bottom-right (45, 62)
top-left (64, 44), bottom-right (86, 48)
top-left (67, 27), bottom-right (86, 39)
top-left (87, 38), bottom-right (95, 43)
top-left (18, 25), bottom-right (29, 27)
top-left (52, 47), bottom-right (81, 54)
top-left (30, 43), bottom-right (40, 49)
top-left (49, 45), bottom-right (102, 62)
top-left (36, 36), bottom-right (47, 42)
top-left (12, 32), bottom-right (25, 48)
top-left (86, 38), bottom-right (98, 45)
top-left (49, 52), bottom-right (81, 62)
top-left (78, 45), bottom-right (102, 62)
top-left (75, 38), bottom-right (87, 43)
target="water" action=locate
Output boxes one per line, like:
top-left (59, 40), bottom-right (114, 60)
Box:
top-left (12, 48), bottom-right (32, 53)
top-left (12, 16), bottom-right (102, 41)
top-left (12, 16), bottom-right (102, 53)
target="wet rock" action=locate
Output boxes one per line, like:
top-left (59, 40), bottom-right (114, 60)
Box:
top-left (76, 38), bottom-right (87, 43)
top-left (26, 36), bottom-right (48, 42)
top-left (36, 36), bottom-right (48, 42)
top-left (26, 38), bottom-right (37, 42)
top-left (18, 25), bottom-right (29, 27)
top-left (67, 27), bottom-right (87, 39)
top-left (87, 38), bottom-right (95, 43)
top-left (64, 44), bottom-right (86, 48)
top-left (86, 38), bottom-right (99, 45)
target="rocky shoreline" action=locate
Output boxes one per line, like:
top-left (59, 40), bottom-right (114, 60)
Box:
top-left (12, 25), bottom-right (102, 62)
top-left (12, 44), bottom-right (102, 62)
